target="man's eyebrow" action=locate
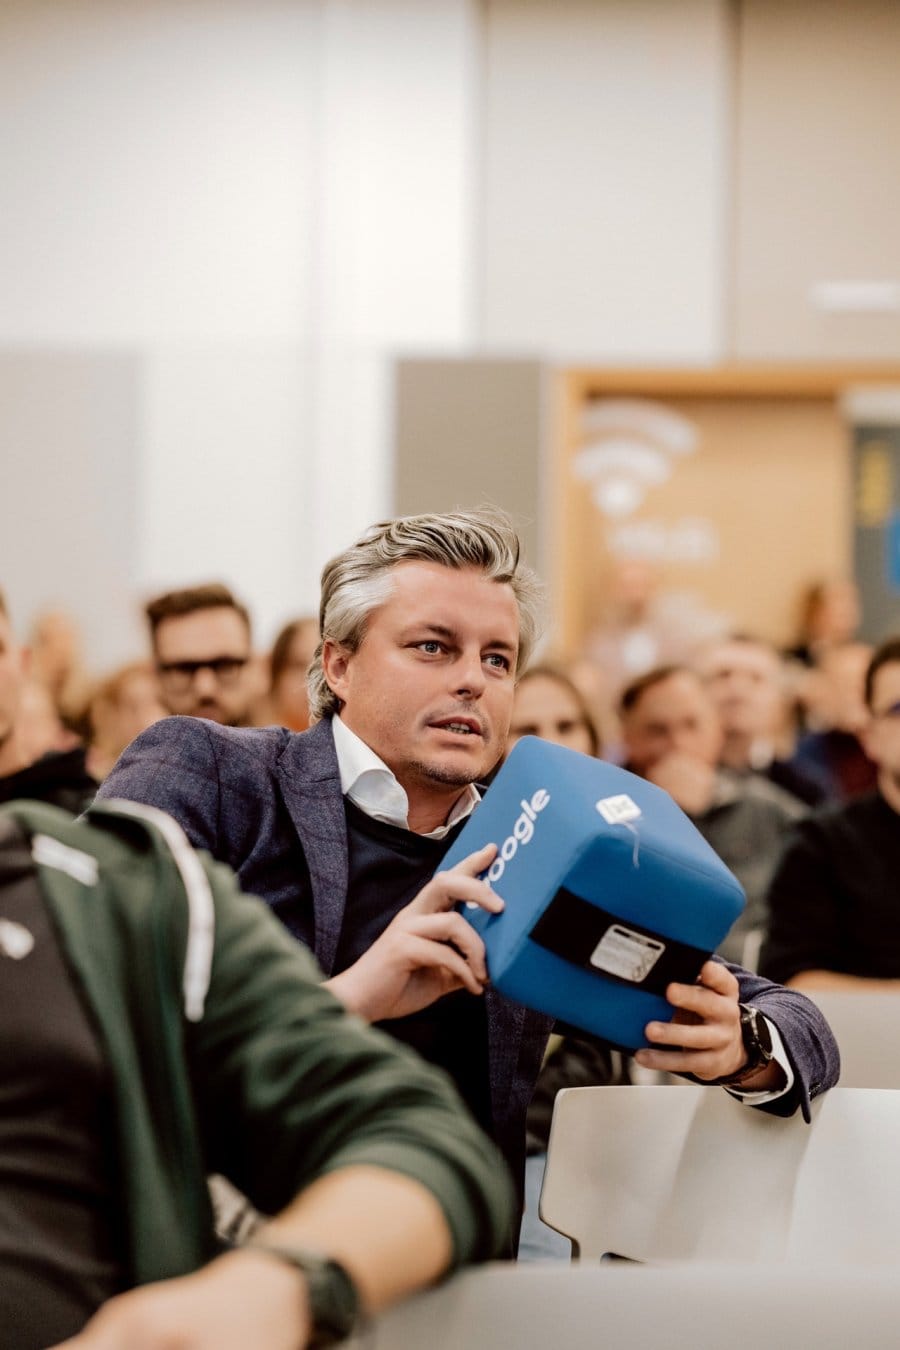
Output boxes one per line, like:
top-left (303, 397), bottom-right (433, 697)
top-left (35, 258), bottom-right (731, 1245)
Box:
top-left (400, 622), bottom-right (517, 652)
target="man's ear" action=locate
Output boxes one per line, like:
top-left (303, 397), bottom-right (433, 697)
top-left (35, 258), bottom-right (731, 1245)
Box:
top-left (321, 639), bottom-right (351, 703)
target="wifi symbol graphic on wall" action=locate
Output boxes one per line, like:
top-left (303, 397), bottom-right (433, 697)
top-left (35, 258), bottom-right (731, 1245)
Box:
top-left (573, 400), bottom-right (698, 519)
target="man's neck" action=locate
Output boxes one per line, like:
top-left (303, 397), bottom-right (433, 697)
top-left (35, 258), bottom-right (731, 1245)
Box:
top-left (406, 784), bottom-right (471, 835)
top-left (719, 731), bottom-right (753, 771)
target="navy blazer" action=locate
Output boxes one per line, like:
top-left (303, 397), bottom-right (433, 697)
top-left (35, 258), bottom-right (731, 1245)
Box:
top-left (100, 716), bottom-right (839, 1181)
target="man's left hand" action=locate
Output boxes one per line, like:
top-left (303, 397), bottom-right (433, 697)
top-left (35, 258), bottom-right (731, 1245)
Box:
top-left (634, 959), bottom-right (748, 1081)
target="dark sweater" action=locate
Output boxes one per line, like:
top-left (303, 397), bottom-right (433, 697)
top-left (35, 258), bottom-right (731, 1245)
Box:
top-left (760, 792), bottom-right (900, 984)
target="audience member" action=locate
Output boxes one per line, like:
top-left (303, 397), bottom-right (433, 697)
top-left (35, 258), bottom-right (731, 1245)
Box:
top-left (27, 607), bottom-right (91, 726)
top-left (0, 798), bottom-right (511, 1348)
top-left (84, 661), bottom-right (166, 781)
top-left (145, 583), bottom-right (256, 728)
top-left (583, 558), bottom-right (728, 701)
top-left (786, 577), bottom-right (861, 668)
top-left (260, 615), bottom-right (320, 730)
top-left (100, 511), bottom-right (838, 1209)
top-left (792, 641), bottom-right (878, 801)
top-left (619, 665), bottom-right (804, 967)
top-left (761, 637), bottom-right (900, 991)
top-left (506, 662), bottom-right (600, 756)
top-left (0, 590), bottom-right (96, 813)
top-left (696, 634), bottom-right (827, 806)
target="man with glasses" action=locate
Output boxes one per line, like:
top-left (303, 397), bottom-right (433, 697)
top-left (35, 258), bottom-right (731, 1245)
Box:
top-left (146, 584), bottom-right (256, 728)
top-left (761, 636), bottom-right (900, 989)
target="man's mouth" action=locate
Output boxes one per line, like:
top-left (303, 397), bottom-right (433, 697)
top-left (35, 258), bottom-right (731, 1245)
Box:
top-left (428, 717), bottom-right (484, 738)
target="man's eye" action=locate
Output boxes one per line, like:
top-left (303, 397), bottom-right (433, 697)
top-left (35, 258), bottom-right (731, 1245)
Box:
top-left (418, 641), bottom-right (443, 654)
top-left (485, 653), bottom-right (511, 671)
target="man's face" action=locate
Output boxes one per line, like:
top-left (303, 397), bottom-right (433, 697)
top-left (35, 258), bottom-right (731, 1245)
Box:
top-left (861, 661), bottom-right (900, 784)
top-left (153, 607), bottom-right (253, 726)
top-left (0, 611), bottom-right (27, 760)
top-left (622, 671), bottom-right (723, 776)
top-left (323, 561), bottom-right (519, 801)
top-left (699, 641), bottom-right (783, 738)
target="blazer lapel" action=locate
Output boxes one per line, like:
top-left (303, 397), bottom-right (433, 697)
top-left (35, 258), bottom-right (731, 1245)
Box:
top-left (275, 718), bottom-right (347, 975)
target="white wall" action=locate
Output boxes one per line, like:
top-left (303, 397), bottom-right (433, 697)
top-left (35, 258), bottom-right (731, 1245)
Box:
top-left (0, 0), bottom-right (481, 662)
top-left (13, 0), bottom-right (889, 667)
top-left (480, 0), bottom-right (732, 361)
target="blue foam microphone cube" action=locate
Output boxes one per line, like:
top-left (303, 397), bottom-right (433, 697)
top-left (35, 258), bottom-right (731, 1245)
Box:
top-left (441, 737), bottom-right (745, 1050)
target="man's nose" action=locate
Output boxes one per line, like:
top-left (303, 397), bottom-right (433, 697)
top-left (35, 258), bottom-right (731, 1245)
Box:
top-left (193, 666), bottom-right (219, 697)
top-left (452, 651), bottom-right (487, 698)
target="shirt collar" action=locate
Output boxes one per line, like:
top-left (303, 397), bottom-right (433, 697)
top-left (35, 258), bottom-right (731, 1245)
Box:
top-left (330, 714), bottom-right (480, 840)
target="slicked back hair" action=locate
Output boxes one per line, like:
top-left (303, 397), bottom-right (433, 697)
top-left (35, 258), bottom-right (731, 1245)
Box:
top-left (307, 508), bottom-right (542, 722)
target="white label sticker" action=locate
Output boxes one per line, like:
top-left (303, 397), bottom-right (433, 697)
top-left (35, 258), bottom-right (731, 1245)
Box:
top-left (596, 794), bottom-right (642, 825)
top-left (589, 924), bottom-right (665, 983)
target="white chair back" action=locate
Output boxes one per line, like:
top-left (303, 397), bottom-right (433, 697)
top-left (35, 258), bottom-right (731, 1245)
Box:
top-left (540, 1085), bottom-right (900, 1263)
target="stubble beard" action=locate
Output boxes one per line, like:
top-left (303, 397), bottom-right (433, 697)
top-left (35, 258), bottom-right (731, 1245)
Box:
top-left (409, 738), bottom-right (502, 791)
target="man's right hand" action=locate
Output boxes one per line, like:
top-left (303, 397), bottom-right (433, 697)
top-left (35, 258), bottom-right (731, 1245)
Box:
top-left (324, 843), bottom-right (503, 1021)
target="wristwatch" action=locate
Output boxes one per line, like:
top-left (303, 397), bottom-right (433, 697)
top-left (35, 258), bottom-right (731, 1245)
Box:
top-left (714, 1003), bottom-right (775, 1087)
top-left (244, 1241), bottom-right (362, 1346)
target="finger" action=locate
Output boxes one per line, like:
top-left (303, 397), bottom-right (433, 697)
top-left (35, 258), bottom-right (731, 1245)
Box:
top-left (403, 934), bottom-right (486, 997)
top-left (450, 842), bottom-right (499, 875)
top-left (634, 1046), bottom-right (723, 1075)
top-left (402, 913), bottom-right (489, 982)
top-left (411, 870), bottom-right (505, 916)
top-left (666, 973), bottom-right (739, 1018)
top-left (695, 958), bottom-right (739, 997)
top-left (644, 1016), bottom-right (731, 1051)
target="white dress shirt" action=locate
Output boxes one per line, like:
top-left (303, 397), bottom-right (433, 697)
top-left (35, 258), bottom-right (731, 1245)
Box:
top-left (331, 713), bottom-right (480, 840)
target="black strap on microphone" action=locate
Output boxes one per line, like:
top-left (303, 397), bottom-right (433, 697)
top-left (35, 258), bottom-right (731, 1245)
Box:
top-left (529, 886), bottom-right (709, 997)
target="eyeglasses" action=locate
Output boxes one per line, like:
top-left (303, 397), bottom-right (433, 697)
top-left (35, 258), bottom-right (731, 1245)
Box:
top-left (872, 700), bottom-right (900, 720)
top-left (157, 657), bottom-right (248, 692)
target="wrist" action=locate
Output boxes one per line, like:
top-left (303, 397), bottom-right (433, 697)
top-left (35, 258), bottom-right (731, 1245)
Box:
top-left (709, 1004), bottom-right (775, 1087)
top-left (242, 1241), bottom-right (363, 1347)
top-left (323, 966), bottom-right (372, 1021)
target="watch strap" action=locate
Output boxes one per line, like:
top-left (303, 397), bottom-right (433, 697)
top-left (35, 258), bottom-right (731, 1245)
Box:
top-left (243, 1240), bottom-right (362, 1346)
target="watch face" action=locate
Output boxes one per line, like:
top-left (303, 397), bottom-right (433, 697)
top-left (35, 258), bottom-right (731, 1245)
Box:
top-left (307, 1258), bottom-right (360, 1346)
top-left (743, 1004), bottom-right (773, 1059)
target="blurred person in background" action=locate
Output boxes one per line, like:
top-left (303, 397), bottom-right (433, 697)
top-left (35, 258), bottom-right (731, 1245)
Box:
top-left (0, 590), bottom-right (96, 813)
top-left (84, 661), bottom-right (166, 782)
top-left (696, 634), bottom-right (827, 807)
top-left (146, 583), bottom-right (256, 728)
top-left (507, 664), bottom-right (628, 1262)
top-left (761, 637), bottom-right (900, 992)
top-left (582, 557), bottom-right (729, 707)
top-left (257, 615), bottom-right (320, 731)
top-left (505, 662), bottom-right (600, 757)
top-left (786, 577), bottom-right (861, 669)
top-left (619, 665), bottom-right (804, 967)
top-left (27, 608), bottom-right (91, 727)
top-left (791, 641), bottom-right (877, 801)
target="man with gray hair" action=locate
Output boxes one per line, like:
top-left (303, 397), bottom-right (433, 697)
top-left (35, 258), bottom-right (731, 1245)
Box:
top-left (101, 509), bottom-right (838, 1198)
top-left (102, 509), bottom-right (550, 1187)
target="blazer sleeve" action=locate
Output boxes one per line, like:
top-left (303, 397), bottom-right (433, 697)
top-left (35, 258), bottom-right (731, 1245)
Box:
top-left (726, 959), bottom-right (841, 1121)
